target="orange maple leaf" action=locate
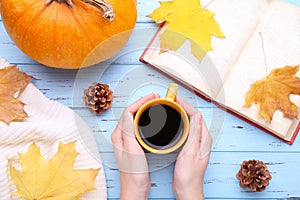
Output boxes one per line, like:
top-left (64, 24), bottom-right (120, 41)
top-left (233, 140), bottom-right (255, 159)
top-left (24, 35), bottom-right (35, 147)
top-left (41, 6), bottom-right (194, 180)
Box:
top-left (0, 65), bottom-right (31, 124)
top-left (245, 65), bottom-right (300, 122)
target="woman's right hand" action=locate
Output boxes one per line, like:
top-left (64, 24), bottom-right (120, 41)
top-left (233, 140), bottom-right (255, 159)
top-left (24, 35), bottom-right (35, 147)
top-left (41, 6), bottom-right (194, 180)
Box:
top-left (111, 93), bottom-right (160, 200)
top-left (172, 96), bottom-right (212, 200)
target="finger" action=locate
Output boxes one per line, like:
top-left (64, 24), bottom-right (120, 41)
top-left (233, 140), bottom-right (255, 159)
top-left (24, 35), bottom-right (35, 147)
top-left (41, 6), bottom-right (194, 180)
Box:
top-left (188, 113), bottom-right (212, 159)
top-left (111, 126), bottom-right (123, 149)
top-left (176, 96), bottom-right (202, 155)
top-left (114, 146), bottom-right (149, 173)
top-left (113, 112), bottom-right (149, 173)
top-left (176, 96), bottom-right (212, 158)
top-left (199, 132), bottom-right (212, 159)
top-left (118, 111), bottom-right (144, 153)
top-left (199, 116), bottom-right (209, 142)
top-left (199, 119), bottom-right (212, 159)
top-left (127, 93), bottom-right (160, 114)
top-left (179, 112), bottom-right (202, 156)
top-left (175, 96), bottom-right (198, 117)
top-left (112, 128), bottom-right (149, 173)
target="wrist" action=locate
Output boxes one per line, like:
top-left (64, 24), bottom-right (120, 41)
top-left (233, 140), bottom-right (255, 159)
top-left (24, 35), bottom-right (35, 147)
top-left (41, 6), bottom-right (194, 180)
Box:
top-left (173, 185), bottom-right (204, 200)
top-left (120, 185), bottom-right (150, 200)
top-left (120, 173), bottom-right (151, 200)
top-left (174, 192), bottom-right (204, 200)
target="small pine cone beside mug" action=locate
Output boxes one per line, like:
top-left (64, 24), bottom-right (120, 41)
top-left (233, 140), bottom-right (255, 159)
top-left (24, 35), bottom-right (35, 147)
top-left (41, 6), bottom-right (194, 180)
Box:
top-left (236, 159), bottom-right (272, 192)
top-left (83, 82), bottom-right (113, 114)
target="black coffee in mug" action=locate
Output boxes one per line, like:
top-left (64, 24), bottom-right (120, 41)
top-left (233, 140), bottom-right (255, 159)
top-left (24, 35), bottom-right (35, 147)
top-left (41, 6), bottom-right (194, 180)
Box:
top-left (137, 104), bottom-right (184, 150)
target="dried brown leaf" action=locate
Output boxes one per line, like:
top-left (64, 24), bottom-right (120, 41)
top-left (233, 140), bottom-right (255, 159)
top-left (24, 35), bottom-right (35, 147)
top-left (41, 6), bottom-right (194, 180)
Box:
top-left (245, 65), bottom-right (300, 121)
top-left (0, 65), bottom-right (31, 124)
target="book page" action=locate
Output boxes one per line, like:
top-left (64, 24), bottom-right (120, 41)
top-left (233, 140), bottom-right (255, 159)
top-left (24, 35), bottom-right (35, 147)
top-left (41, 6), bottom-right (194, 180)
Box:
top-left (217, 1), bottom-right (300, 140)
top-left (142, 0), bottom-right (271, 98)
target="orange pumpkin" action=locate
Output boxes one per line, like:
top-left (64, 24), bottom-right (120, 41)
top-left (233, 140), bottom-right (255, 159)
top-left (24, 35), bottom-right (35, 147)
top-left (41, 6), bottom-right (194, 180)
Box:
top-left (1, 0), bottom-right (137, 69)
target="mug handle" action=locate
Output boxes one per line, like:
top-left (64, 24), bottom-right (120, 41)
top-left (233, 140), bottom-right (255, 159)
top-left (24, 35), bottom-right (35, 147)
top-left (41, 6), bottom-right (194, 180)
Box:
top-left (165, 83), bottom-right (178, 101)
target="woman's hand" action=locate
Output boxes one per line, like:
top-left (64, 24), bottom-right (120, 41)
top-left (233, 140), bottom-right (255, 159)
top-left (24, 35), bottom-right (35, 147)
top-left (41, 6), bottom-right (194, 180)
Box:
top-left (111, 93), bottom-right (160, 200)
top-left (172, 96), bottom-right (212, 200)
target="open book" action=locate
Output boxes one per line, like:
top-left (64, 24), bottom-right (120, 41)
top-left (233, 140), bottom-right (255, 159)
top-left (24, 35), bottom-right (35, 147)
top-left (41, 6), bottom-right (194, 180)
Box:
top-left (140, 0), bottom-right (300, 144)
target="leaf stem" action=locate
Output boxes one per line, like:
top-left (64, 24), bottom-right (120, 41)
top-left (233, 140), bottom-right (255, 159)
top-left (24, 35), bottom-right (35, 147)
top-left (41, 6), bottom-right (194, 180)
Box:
top-left (203, 0), bottom-right (217, 9)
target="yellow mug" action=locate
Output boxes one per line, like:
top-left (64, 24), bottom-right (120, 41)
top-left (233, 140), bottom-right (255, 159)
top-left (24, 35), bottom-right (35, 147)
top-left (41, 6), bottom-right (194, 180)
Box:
top-left (134, 83), bottom-right (189, 154)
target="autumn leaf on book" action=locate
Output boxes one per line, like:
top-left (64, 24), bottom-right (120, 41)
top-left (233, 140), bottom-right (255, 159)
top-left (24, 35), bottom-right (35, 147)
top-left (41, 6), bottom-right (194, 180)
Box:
top-left (148, 0), bottom-right (225, 60)
top-left (0, 65), bottom-right (31, 124)
top-left (10, 142), bottom-right (100, 200)
top-left (245, 65), bottom-right (300, 122)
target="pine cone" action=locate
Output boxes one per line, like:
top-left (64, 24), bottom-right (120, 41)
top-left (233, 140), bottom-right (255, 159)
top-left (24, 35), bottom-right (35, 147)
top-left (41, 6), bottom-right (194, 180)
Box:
top-left (236, 160), bottom-right (272, 192)
top-left (83, 82), bottom-right (113, 114)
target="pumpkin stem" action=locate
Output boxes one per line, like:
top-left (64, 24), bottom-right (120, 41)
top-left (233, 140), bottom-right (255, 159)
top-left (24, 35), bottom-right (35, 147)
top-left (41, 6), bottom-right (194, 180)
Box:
top-left (45, 0), bottom-right (74, 7)
top-left (45, 0), bottom-right (114, 21)
top-left (81, 0), bottom-right (114, 21)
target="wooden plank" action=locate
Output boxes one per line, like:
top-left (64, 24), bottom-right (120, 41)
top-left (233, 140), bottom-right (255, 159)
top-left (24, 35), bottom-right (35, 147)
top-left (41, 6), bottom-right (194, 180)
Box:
top-left (136, 0), bottom-right (160, 23)
top-left (101, 152), bottom-right (300, 199)
top-left (281, 0), bottom-right (300, 6)
top-left (14, 64), bottom-right (207, 107)
top-left (74, 106), bottom-right (300, 153)
top-left (75, 107), bottom-right (224, 153)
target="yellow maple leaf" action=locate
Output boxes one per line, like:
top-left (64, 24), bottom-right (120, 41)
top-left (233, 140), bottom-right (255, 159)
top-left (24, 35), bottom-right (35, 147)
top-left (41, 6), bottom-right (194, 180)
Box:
top-left (10, 142), bottom-right (100, 200)
top-left (245, 65), bottom-right (300, 122)
top-left (0, 65), bottom-right (31, 124)
top-left (148, 0), bottom-right (225, 60)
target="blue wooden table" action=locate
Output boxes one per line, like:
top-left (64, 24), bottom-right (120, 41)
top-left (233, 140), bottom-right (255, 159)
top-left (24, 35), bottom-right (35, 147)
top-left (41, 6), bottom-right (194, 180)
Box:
top-left (1, 0), bottom-right (300, 199)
